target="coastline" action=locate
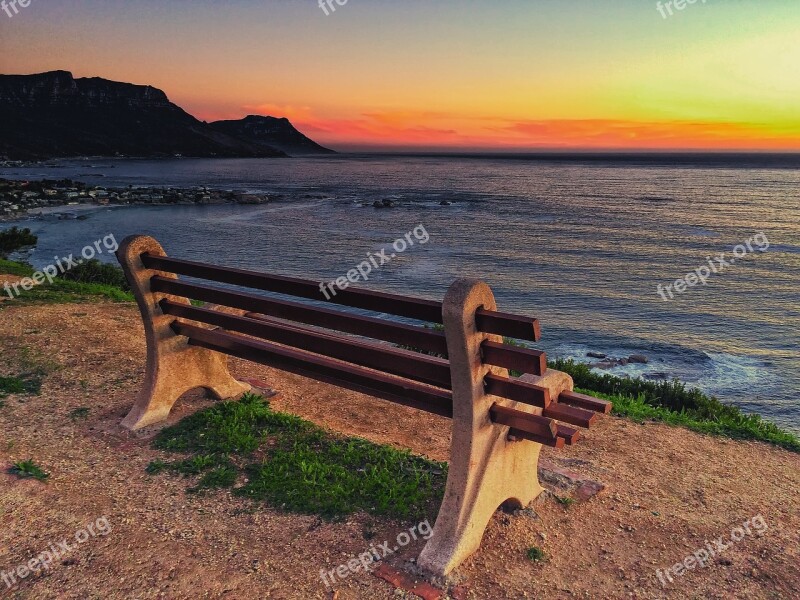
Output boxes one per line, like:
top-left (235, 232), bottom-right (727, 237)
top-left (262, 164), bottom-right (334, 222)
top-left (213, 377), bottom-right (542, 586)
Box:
top-left (0, 177), bottom-right (273, 222)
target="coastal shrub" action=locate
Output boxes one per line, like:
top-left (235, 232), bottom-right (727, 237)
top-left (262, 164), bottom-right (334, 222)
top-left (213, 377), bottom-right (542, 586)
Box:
top-left (57, 259), bottom-right (130, 291)
top-left (0, 227), bottom-right (37, 258)
top-left (554, 357), bottom-right (800, 452)
top-left (550, 358), bottom-right (736, 416)
top-left (589, 387), bottom-right (800, 453)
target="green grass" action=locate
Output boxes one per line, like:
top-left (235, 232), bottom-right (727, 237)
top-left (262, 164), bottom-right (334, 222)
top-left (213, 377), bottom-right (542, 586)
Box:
top-left (0, 374), bottom-right (42, 398)
top-left (0, 347), bottom-right (58, 400)
top-left (0, 259), bottom-right (134, 305)
top-left (591, 387), bottom-right (800, 452)
top-left (149, 393), bottom-right (447, 518)
top-left (69, 407), bottom-right (90, 420)
top-left (526, 546), bottom-right (547, 562)
top-left (8, 459), bottom-right (49, 481)
top-left (555, 495), bottom-right (575, 508)
top-left (9, 278), bottom-right (134, 304)
top-left (550, 358), bottom-right (800, 453)
top-left (0, 258), bottom-right (34, 277)
top-left (57, 259), bottom-right (130, 290)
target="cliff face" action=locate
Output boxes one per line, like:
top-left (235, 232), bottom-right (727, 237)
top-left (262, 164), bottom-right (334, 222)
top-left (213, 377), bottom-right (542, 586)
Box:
top-left (210, 115), bottom-right (335, 155)
top-left (0, 71), bottom-right (172, 108)
top-left (0, 71), bottom-right (287, 159)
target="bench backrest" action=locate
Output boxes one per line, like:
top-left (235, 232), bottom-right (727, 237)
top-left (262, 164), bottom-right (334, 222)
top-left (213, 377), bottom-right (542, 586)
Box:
top-left (139, 250), bottom-right (604, 446)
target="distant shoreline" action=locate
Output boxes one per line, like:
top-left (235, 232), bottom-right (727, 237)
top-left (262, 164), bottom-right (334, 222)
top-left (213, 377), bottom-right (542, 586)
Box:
top-left (0, 177), bottom-right (274, 222)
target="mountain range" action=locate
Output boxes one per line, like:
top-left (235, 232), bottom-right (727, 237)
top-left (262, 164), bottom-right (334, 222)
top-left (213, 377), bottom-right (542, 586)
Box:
top-left (0, 71), bottom-right (334, 159)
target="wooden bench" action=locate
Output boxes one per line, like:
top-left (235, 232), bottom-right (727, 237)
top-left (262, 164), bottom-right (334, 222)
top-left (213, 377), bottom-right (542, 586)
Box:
top-left (117, 234), bottom-right (611, 576)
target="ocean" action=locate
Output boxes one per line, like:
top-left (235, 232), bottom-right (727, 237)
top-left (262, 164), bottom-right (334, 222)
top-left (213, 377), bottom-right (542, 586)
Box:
top-left (3, 154), bottom-right (799, 433)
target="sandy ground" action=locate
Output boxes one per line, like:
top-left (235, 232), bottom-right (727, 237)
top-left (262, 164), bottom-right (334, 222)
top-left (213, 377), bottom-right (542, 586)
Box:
top-left (0, 302), bottom-right (798, 599)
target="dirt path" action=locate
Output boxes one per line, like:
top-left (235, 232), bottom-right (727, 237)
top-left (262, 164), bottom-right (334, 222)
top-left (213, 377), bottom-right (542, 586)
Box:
top-left (0, 303), bottom-right (797, 599)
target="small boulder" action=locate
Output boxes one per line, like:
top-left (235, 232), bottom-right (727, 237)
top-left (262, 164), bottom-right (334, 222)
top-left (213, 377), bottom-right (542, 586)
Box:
top-left (591, 361), bottom-right (616, 370)
top-left (587, 351), bottom-right (606, 359)
top-left (643, 372), bottom-right (668, 380)
top-left (629, 354), bottom-right (648, 364)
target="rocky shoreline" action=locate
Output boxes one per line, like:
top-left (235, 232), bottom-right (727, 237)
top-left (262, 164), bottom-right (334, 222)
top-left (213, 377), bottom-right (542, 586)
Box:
top-left (0, 178), bottom-right (274, 222)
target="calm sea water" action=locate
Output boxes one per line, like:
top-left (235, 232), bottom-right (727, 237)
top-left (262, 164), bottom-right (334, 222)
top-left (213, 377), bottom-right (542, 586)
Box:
top-left (3, 155), bottom-right (799, 433)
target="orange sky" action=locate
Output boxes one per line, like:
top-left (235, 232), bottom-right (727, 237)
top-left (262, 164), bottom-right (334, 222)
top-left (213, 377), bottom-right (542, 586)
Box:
top-left (1, 0), bottom-right (799, 151)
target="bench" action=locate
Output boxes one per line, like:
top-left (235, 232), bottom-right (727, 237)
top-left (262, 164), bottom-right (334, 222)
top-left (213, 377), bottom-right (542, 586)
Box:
top-left (117, 234), bottom-right (611, 577)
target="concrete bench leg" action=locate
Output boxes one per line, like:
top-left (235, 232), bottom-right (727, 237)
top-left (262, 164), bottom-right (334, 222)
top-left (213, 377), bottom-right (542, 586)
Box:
top-left (117, 235), bottom-right (250, 430)
top-left (417, 279), bottom-right (545, 577)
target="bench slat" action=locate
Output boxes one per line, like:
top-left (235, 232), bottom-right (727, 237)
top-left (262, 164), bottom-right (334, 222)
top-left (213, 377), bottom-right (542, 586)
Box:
top-left (489, 404), bottom-right (557, 438)
top-left (481, 340), bottom-right (546, 376)
top-left (161, 300), bottom-right (452, 389)
top-left (542, 403), bottom-right (599, 428)
top-left (475, 310), bottom-right (541, 343)
top-left (508, 428), bottom-right (565, 448)
top-left (173, 321), bottom-right (456, 419)
top-left (151, 276), bottom-right (449, 355)
top-left (556, 424), bottom-right (582, 445)
top-left (484, 373), bottom-right (550, 408)
top-left (559, 391), bottom-right (613, 414)
top-left (142, 253), bottom-right (541, 341)
top-left (144, 253), bottom-right (444, 322)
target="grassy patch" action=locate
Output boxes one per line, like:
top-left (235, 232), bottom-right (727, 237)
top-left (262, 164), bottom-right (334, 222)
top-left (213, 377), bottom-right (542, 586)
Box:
top-left (555, 495), bottom-right (575, 508)
top-left (15, 345), bottom-right (61, 377)
top-left (57, 259), bottom-right (130, 291)
top-left (8, 459), bottom-right (49, 481)
top-left (526, 546), bottom-right (547, 562)
top-left (550, 358), bottom-right (800, 453)
top-left (590, 387), bottom-right (800, 453)
top-left (0, 374), bottom-right (42, 398)
top-left (0, 258), bottom-right (34, 277)
top-left (10, 278), bottom-right (134, 304)
top-left (0, 259), bottom-right (134, 305)
top-left (69, 407), bottom-right (90, 420)
top-left (0, 346), bottom-right (57, 400)
top-left (149, 393), bottom-right (447, 518)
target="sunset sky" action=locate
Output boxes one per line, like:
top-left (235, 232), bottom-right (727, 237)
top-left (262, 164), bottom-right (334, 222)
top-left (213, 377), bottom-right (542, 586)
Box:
top-left (1, 0), bottom-right (799, 151)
